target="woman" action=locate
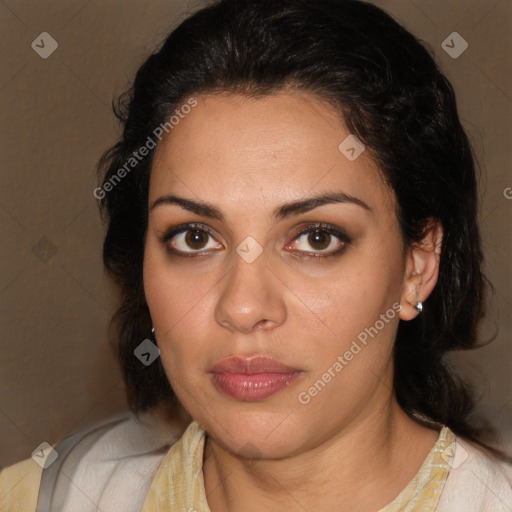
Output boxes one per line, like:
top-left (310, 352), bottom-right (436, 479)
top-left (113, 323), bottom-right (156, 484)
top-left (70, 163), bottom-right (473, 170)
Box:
top-left (1, 0), bottom-right (511, 510)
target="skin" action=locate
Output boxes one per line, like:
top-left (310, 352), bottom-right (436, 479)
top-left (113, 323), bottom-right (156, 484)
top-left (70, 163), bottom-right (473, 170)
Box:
top-left (143, 90), bottom-right (444, 512)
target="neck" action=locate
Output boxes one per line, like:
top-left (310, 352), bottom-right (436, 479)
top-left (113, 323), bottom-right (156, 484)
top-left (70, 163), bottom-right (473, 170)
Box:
top-left (203, 392), bottom-right (439, 512)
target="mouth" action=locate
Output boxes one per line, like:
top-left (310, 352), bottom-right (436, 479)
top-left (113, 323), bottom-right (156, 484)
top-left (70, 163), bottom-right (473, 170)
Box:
top-left (209, 355), bottom-right (304, 401)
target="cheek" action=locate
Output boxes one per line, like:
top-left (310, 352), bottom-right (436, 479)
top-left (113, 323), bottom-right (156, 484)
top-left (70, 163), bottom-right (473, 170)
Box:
top-left (302, 287), bottom-right (398, 374)
top-left (294, 247), bottom-right (403, 389)
top-left (143, 241), bottom-right (213, 332)
top-left (303, 259), bottom-right (400, 346)
top-left (142, 245), bottom-right (218, 380)
top-left (295, 289), bottom-right (400, 417)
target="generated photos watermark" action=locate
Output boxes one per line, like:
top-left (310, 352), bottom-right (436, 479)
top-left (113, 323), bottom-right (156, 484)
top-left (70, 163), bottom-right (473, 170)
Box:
top-left (93, 97), bottom-right (198, 200)
top-left (298, 302), bottom-right (402, 405)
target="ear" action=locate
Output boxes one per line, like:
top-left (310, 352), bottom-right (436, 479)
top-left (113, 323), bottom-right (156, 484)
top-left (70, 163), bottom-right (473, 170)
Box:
top-left (399, 218), bottom-right (443, 321)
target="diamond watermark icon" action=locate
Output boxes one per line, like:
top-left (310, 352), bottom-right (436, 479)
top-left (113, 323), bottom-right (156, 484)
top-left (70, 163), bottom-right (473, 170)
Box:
top-left (441, 32), bottom-right (468, 59)
top-left (236, 441), bottom-right (263, 469)
top-left (236, 236), bottom-right (263, 263)
top-left (31, 32), bottom-right (58, 59)
top-left (440, 441), bottom-right (469, 469)
top-left (32, 237), bottom-right (58, 263)
top-left (338, 134), bottom-right (365, 161)
top-left (134, 339), bottom-right (161, 366)
top-left (31, 442), bottom-right (58, 469)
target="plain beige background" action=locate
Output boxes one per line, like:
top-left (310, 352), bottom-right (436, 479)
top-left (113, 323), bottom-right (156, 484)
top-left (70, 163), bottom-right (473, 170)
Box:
top-left (1, 0), bottom-right (511, 468)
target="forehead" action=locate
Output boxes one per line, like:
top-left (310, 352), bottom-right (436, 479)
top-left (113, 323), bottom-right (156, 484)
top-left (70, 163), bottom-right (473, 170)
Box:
top-left (149, 90), bottom-right (394, 214)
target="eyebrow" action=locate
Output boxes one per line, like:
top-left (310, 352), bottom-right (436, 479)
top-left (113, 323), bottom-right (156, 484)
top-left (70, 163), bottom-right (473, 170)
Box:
top-left (149, 191), bottom-right (372, 221)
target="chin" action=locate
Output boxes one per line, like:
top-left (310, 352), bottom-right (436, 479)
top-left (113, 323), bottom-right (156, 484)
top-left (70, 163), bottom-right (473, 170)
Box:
top-left (200, 405), bottom-right (307, 459)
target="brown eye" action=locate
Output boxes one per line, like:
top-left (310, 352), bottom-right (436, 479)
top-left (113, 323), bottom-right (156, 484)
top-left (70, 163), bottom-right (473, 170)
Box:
top-left (161, 223), bottom-right (223, 256)
top-left (307, 230), bottom-right (331, 250)
top-left (185, 229), bottom-right (209, 250)
top-left (286, 223), bottom-right (351, 258)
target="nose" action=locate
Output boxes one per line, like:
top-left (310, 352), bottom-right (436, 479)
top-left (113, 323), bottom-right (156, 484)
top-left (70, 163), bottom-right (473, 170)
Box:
top-left (214, 251), bottom-right (287, 334)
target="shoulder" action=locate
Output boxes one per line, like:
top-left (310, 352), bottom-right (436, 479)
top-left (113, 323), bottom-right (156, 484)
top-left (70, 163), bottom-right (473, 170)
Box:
top-left (0, 456), bottom-right (42, 512)
top-left (0, 410), bottom-right (185, 512)
top-left (437, 434), bottom-right (512, 511)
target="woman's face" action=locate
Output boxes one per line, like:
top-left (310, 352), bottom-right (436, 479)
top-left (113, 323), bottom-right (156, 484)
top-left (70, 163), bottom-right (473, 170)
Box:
top-left (144, 90), bottom-right (411, 458)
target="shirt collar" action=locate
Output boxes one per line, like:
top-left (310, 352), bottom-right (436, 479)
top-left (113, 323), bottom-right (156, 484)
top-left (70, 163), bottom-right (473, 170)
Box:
top-left (141, 420), bottom-right (453, 512)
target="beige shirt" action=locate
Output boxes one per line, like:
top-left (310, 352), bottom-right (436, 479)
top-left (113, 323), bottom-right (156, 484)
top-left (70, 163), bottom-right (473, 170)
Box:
top-left (1, 413), bottom-right (511, 511)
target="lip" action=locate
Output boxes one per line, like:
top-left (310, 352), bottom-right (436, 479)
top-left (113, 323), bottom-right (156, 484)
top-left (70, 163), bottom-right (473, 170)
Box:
top-left (209, 356), bottom-right (303, 401)
top-left (210, 355), bottom-right (300, 374)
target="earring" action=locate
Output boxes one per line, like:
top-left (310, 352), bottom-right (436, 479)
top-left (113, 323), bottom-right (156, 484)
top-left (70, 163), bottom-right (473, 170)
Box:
top-left (151, 326), bottom-right (155, 333)
top-left (414, 301), bottom-right (423, 313)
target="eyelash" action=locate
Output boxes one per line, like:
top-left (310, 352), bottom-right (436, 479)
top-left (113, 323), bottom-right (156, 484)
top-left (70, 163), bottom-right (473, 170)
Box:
top-left (159, 222), bottom-right (351, 260)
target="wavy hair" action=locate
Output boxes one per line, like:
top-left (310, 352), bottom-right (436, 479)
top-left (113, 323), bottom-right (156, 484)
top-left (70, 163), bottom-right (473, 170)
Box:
top-left (96, 0), bottom-right (506, 457)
